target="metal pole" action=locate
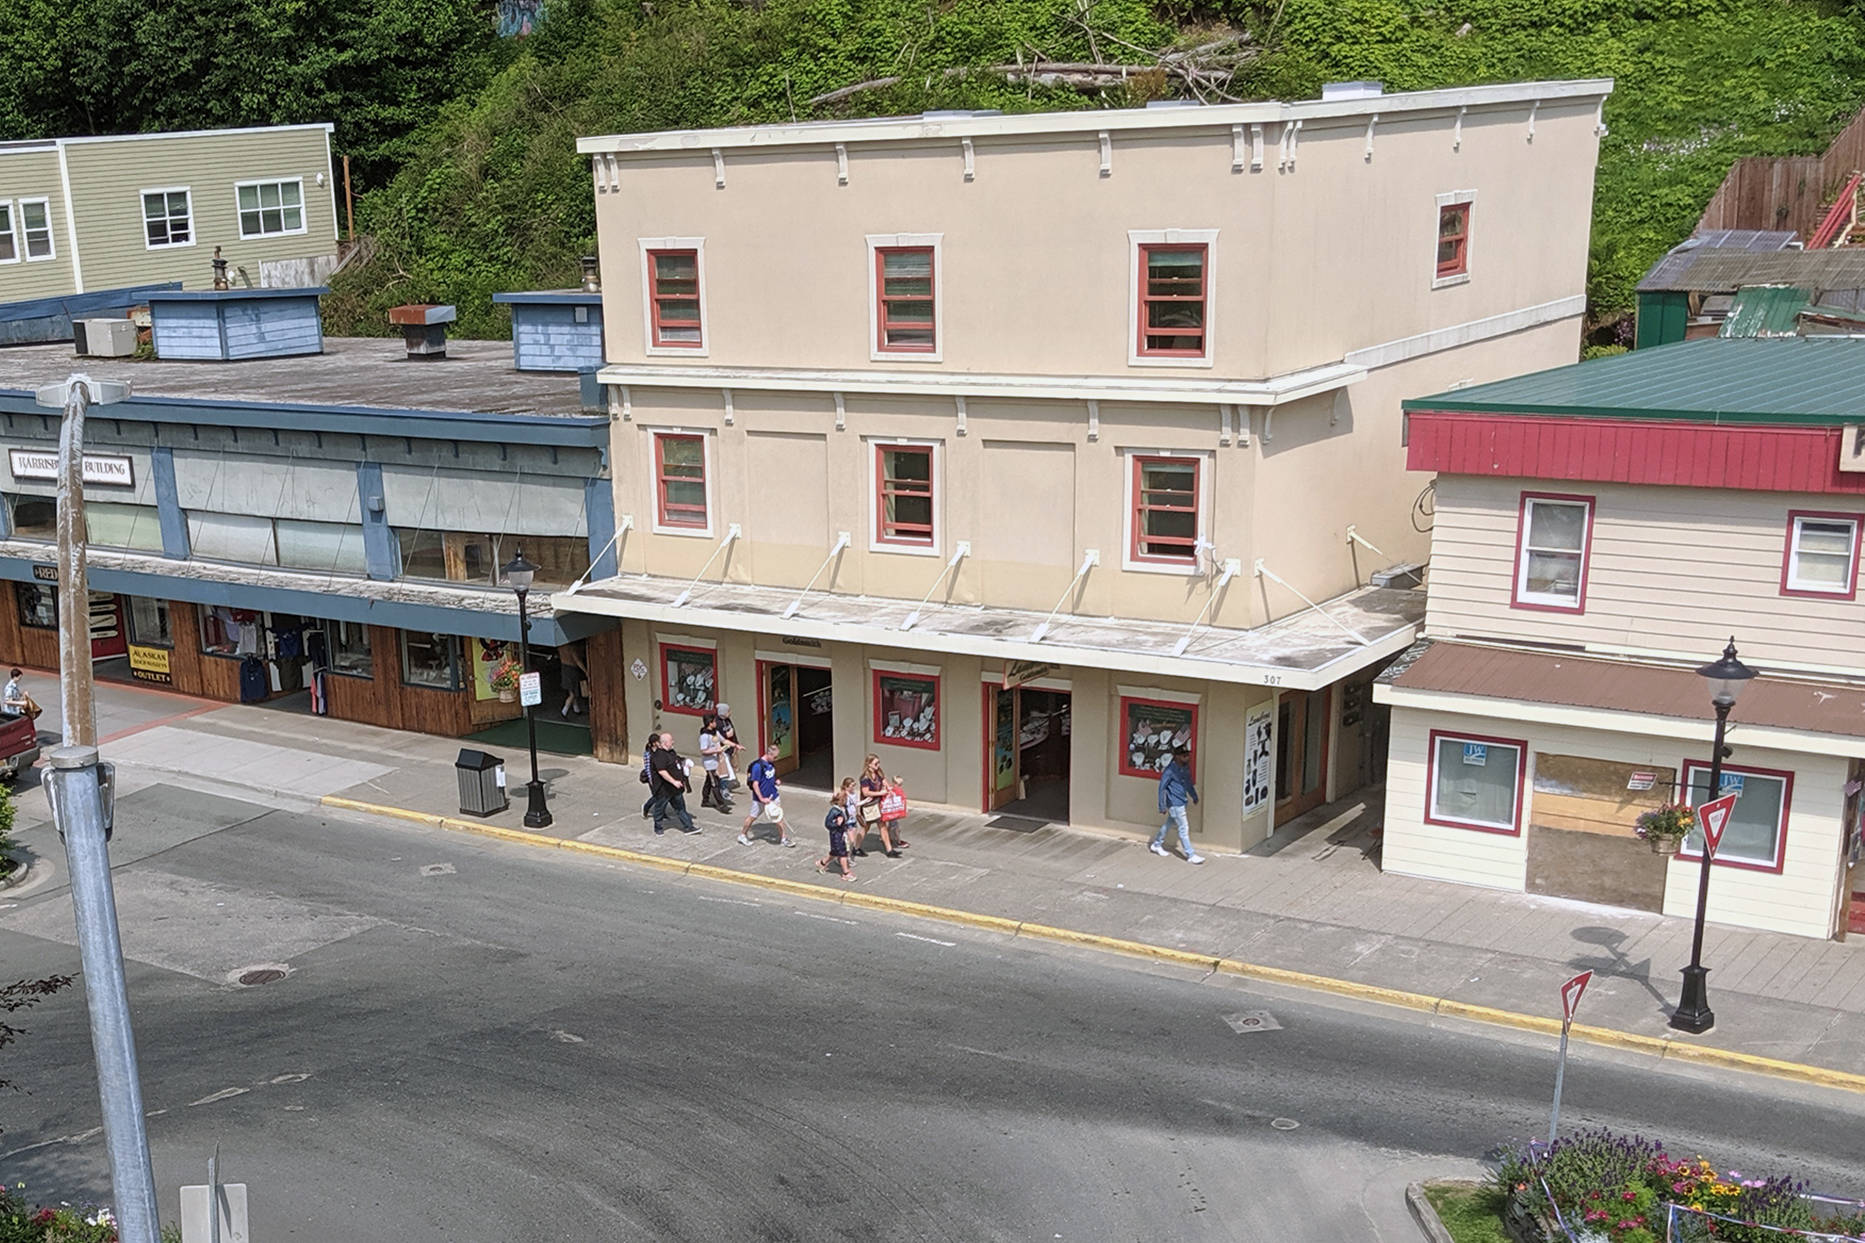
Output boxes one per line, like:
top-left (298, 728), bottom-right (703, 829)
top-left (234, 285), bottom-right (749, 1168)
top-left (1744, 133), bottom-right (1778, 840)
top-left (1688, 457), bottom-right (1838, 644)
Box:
top-left (516, 589), bottom-right (551, 828)
top-left (49, 378), bottom-right (159, 1243)
top-left (1548, 1024), bottom-right (1571, 1145)
top-left (1671, 701), bottom-right (1729, 1033)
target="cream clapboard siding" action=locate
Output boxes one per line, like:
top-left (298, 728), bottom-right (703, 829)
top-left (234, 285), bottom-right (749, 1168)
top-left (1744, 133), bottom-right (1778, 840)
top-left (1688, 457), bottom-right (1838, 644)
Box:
top-left (1426, 475), bottom-right (1865, 676)
top-left (62, 126), bottom-right (336, 293)
top-left (0, 147), bottom-right (77, 301)
top-left (1384, 703), bottom-right (1849, 938)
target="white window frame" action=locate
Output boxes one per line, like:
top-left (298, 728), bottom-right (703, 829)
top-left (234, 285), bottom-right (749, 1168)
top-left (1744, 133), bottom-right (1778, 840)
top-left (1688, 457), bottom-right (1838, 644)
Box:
top-left (0, 202), bottom-right (17, 266)
top-left (1433, 189), bottom-right (1476, 290)
top-left (1513, 495), bottom-right (1592, 610)
top-left (1120, 446), bottom-right (1213, 576)
top-left (647, 426), bottom-right (715, 539)
top-left (141, 186), bottom-right (195, 251)
top-left (1425, 732), bottom-right (1525, 834)
top-left (1127, 228), bottom-right (1218, 368)
top-left (233, 177), bottom-right (308, 240)
top-left (638, 236), bottom-right (709, 357)
top-left (865, 232), bottom-right (944, 362)
top-left (866, 436), bottom-right (943, 557)
top-left (1784, 513), bottom-right (1860, 596)
top-left (1680, 762), bottom-right (1789, 869)
top-left (17, 197), bottom-right (54, 262)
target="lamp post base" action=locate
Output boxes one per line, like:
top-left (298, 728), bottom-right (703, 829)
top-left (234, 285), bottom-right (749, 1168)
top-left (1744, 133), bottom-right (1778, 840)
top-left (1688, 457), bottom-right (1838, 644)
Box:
top-left (523, 779), bottom-right (553, 829)
top-left (1669, 964), bottom-right (1714, 1033)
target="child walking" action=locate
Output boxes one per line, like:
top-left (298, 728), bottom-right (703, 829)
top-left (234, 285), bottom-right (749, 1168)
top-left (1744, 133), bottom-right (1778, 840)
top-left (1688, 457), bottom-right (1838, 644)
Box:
top-left (817, 778), bottom-right (857, 882)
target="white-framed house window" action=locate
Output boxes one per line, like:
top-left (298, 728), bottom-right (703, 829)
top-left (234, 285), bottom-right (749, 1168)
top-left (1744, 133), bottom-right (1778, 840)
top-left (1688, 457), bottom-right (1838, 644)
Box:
top-left (1782, 511), bottom-right (1861, 599)
top-left (1512, 492), bottom-right (1593, 612)
top-left (866, 437), bottom-right (942, 556)
top-left (0, 203), bottom-right (17, 264)
top-left (865, 233), bottom-right (943, 362)
top-left (648, 427), bottom-right (715, 538)
top-left (1425, 730), bottom-right (1526, 835)
top-left (1120, 447), bottom-right (1212, 574)
top-left (235, 178), bottom-right (306, 239)
top-left (1433, 190), bottom-right (1476, 289)
top-left (1680, 762), bottom-right (1792, 872)
top-left (638, 237), bottom-right (708, 356)
top-left (142, 187), bottom-right (194, 249)
top-left (17, 198), bottom-right (53, 261)
top-left (1127, 229), bottom-right (1218, 367)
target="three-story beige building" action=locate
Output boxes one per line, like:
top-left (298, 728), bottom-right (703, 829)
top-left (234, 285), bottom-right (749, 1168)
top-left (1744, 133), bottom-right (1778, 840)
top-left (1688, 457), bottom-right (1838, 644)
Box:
top-left (555, 79), bottom-right (1612, 847)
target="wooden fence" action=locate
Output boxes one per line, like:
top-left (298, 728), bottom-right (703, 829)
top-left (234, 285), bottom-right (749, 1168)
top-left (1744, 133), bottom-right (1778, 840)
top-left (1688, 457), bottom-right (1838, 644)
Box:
top-left (1695, 107), bottom-right (1865, 240)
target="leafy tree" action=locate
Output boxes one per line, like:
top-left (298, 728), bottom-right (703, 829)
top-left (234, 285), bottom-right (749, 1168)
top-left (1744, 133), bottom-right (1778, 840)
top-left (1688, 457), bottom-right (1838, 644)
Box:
top-left (1, 974), bottom-right (73, 1135)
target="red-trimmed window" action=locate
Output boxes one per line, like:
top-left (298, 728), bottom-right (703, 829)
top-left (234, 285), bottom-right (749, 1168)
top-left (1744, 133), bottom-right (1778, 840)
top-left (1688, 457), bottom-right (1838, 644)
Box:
top-left (875, 247), bottom-right (936, 353)
top-left (1782, 511), bottom-right (1861, 599)
top-left (1118, 696), bottom-right (1198, 780)
top-left (1679, 761), bottom-right (1793, 873)
top-left (653, 433), bottom-right (708, 530)
top-left (873, 670), bottom-right (940, 750)
top-left (647, 248), bottom-right (702, 348)
top-left (1137, 244), bottom-right (1207, 357)
top-left (1512, 493), bottom-right (1592, 612)
top-left (1424, 730), bottom-right (1525, 835)
top-left (1130, 455), bottom-right (1200, 565)
top-left (1437, 203), bottom-right (1471, 278)
top-left (660, 643), bottom-right (717, 716)
top-left (876, 444), bottom-right (935, 546)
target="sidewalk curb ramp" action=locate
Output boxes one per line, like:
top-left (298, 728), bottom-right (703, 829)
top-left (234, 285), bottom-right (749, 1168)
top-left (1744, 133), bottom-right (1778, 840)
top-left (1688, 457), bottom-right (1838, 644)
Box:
top-left (320, 794), bottom-right (1865, 1097)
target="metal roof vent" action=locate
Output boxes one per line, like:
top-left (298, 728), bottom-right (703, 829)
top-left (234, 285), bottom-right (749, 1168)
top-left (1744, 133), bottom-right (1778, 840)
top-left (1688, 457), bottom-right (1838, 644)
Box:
top-left (1321, 80), bottom-right (1384, 101)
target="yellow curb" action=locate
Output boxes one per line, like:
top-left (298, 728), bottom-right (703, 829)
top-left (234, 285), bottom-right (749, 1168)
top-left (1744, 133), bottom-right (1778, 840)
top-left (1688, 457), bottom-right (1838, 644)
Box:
top-left (319, 793), bottom-right (1865, 1096)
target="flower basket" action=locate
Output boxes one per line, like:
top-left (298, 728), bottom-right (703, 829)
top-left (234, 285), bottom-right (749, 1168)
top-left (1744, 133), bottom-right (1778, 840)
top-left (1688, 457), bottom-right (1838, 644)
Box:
top-left (487, 653), bottom-right (524, 700)
top-left (1634, 803), bottom-right (1694, 857)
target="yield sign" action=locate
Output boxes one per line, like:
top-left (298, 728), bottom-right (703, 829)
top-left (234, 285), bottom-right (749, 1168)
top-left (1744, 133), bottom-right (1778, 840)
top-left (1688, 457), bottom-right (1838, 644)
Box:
top-left (1696, 793), bottom-right (1739, 858)
top-left (1560, 970), bottom-right (1592, 1029)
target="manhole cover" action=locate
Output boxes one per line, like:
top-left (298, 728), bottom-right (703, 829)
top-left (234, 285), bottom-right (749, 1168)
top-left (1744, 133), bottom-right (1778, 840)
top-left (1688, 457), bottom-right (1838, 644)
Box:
top-left (1221, 1010), bottom-right (1282, 1034)
top-left (238, 969), bottom-right (286, 986)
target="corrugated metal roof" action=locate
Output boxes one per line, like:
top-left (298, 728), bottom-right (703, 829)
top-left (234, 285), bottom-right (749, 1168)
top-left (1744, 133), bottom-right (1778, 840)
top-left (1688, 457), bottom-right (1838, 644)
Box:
top-left (1636, 231), bottom-right (1799, 292)
top-left (1640, 246), bottom-right (1865, 294)
top-left (1719, 285), bottom-right (1812, 338)
top-left (1402, 336), bottom-right (1865, 423)
top-left (1390, 642), bottom-right (1865, 738)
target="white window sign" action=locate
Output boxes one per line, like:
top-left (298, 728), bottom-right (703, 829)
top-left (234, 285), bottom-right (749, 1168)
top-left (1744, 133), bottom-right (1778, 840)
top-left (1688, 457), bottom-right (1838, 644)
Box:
top-left (1463, 742), bottom-right (1488, 767)
top-left (519, 670), bottom-right (543, 707)
top-left (9, 449), bottom-right (135, 487)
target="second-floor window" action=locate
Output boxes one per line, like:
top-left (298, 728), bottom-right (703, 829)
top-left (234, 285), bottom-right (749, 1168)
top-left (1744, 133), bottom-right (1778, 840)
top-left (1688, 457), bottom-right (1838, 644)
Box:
top-left (142, 188), bottom-right (193, 249)
top-left (1434, 191), bottom-right (1475, 286)
top-left (875, 247), bottom-right (936, 354)
top-left (0, 204), bottom-right (15, 264)
top-left (875, 443), bottom-right (936, 547)
top-left (653, 431), bottom-right (710, 533)
top-left (646, 247), bottom-right (704, 350)
top-left (236, 179), bottom-right (305, 239)
top-left (1513, 493), bottom-right (1592, 611)
top-left (1136, 244), bottom-right (1208, 358)
top-left (1782, 511), bottom-right (1860, 598)
top-left (18, 199), bottom-right (52, 260)
top-left (1129, 455), bottom-right (1201, 567)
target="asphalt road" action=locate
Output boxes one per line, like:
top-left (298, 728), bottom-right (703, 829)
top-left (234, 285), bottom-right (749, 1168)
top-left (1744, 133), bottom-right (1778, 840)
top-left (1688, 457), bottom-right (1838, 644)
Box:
top-left (1, 784), bottom-right (1861, 1241)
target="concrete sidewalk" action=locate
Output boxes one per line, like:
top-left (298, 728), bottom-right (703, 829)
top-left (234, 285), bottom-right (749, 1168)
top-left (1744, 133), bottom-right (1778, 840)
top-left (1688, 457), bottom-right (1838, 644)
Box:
top-left (26, 689), bottom-right (1865, 1082)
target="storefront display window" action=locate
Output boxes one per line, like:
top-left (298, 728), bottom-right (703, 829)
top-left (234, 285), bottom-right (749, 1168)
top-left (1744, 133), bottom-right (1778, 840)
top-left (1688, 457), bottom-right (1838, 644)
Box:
top-left (661, 643), bottom-right (715, 715)
top-left (127, 597), bottom-right (172, 647)
top-left (1426, 731), bottom-right (1525, 835)
top-left (16, 582), bottom-right (56, 629)
top-left (401, 631), bottom-right (460, 690)
top-left (1118, 696), bottom-right (1197, 778)
top-left (7, 495), bottom-right (55, 540)
top-left (1682, 762), bottom-right (1791, 871)
top-left (874, 670), bottom-right (940, 749)
top-left (200, 607), bottom-right (263, 658)
top-left (329, 621), bottom-right (373, 678)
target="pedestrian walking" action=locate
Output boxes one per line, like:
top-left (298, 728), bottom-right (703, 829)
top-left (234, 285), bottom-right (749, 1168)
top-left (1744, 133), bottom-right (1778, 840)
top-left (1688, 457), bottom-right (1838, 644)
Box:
top-left (641, 733), bottom-right (663, 820)
top-left (738, 743), bottom-right (795, 847)
top-left (817, 777), bottom-right (856, 881)
top-left (651, 731), bottom-right (701, 835)
top-left (698, 711), bottom-right (734, 811)
top-left (557, 641), bottom-right (589, 718)
top-left (1148, 748), bottom-right (1203, 864)
top-left (856, 754), bottom-right (906, 858)
top-left (712, 701), bottom-right (743, 801)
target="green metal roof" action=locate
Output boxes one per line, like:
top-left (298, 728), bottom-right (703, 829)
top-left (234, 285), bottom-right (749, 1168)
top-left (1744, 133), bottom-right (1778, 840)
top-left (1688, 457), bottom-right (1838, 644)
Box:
top-left (1718, 286), bottom-right (1811, 339)
top-left (1401, 336), bottom-right (1865, 425)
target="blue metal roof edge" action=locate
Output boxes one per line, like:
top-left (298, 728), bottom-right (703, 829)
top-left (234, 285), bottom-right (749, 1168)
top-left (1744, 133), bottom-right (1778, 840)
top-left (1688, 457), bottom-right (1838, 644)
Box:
top-left (493, 291), bottom-right (603, 305)
top-left (0, 282), bottom-right (184, 323)
top-left (145, 286), bottom-right (331, 301)
top-left (0, 391), bottom-right (609, 447)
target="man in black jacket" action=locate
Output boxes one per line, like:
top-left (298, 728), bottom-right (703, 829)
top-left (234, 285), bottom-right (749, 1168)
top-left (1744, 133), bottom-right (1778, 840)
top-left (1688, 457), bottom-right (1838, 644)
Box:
top-left (650, 731), bottom-right (700, 835)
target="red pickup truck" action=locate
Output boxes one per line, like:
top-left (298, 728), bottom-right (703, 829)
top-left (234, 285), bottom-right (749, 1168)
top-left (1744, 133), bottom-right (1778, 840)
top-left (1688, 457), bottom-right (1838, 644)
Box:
top-left (0, 711), bottom-right (41, 782)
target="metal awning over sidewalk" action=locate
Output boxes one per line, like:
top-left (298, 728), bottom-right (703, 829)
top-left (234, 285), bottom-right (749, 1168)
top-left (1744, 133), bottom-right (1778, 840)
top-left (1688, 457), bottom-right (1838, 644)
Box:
top-left (553, 572), bottom-right (1423, 690)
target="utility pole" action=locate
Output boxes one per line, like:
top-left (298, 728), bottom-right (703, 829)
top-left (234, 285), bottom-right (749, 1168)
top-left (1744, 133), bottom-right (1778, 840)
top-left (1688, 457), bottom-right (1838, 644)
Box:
top-left (35, 374), bottom-right (160, 1243)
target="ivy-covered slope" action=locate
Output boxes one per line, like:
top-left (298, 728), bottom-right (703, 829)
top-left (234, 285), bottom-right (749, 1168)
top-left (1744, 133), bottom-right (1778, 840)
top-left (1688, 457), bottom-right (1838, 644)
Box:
top-left (312, 0), bottom-right (1865, 339)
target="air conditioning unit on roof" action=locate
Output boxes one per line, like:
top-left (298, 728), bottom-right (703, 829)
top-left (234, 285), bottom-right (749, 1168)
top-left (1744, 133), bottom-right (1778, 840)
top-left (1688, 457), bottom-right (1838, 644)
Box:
top-left (74, 318), bottom-right (137, 358)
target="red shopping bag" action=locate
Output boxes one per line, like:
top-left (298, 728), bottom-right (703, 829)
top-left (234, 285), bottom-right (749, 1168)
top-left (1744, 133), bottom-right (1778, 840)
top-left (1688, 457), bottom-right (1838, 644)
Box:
top-left (879, 785), bottom-right (908, 822)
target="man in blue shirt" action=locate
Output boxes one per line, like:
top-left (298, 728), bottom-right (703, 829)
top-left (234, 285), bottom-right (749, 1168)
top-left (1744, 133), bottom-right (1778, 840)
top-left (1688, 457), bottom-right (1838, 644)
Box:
top-left (738, 744), bottom-right (795, 847)
top-left (1149, 749), bottom-right (1204, 865)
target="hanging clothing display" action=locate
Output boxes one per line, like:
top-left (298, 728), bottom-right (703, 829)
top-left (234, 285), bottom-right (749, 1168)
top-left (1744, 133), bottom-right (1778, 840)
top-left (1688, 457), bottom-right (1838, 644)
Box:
top-left (238, 655), bottom-right (269, 703)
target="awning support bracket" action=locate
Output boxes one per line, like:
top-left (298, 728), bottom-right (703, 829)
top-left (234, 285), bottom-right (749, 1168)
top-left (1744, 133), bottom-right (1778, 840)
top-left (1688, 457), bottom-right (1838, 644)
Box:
top-left (568, 513), bottom-right (633, 593)
top-left (672, 523), bottom-right (741, 607)
top-left (1031, 548), bottom-right (1099, 643)
top-left (1255, 558), bottom-right (1368, 645)
top-left (783, 531), bottom-right (851, 619)
top-left (1173, 558), bottom-right (1242, 656)
top-left (901, 541), bottom-right (969, 630)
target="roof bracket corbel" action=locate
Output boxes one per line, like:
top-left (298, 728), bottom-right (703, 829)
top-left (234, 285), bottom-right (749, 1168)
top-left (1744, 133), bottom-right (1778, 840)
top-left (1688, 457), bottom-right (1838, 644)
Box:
top-left (1098, 131), bottom-right (1112, 177)
top-left (1255, 558), bottom-right (1369, 645)
top-left (1236, 404), bottom-right (1252, 447)
top-left (962, 138), bottom-right (975, 181)
top-left (1250, 124), bottom-right (1265, 171)
top-left (722, 387), bottom-right (735, 426)
top-left (1030, 549), bottom-right (1099, 643)
top-left (1231, 124), bottom-right (1247, 173)
top-left (1595, 100), bottom-right (1609, 138)
top-left (1527, 99), bottom-right (1539, 143)
top-left (834, 391), bottom-right (846, 432)
top-left (1364, 114), bottom-right (1378, 162)
top-left (955, 395), bottom-right (967, 437)
top-left (672, 523), bottom-right (740, 608)
top-left (1262, 405), bottom-right (1275, 442)
top-left (784, 531), bottom-right (851, 619)
top-left (610, 383), bottom-right (632, 422)
top-left (1453, 106), bottom-right (1466, 152)
top-left (1173, 558), bottom-right (1243, 656)
top-left (835, 143), bottom-right (849, 185)
top-left (712, 148), bottom-right (726, 189)
top-left (1218, 403), bottom-right (1232, 447)
top-left (1085, 399), bottom-right (1099, 443)
top-left (901, 541), bottom-right (970, 630)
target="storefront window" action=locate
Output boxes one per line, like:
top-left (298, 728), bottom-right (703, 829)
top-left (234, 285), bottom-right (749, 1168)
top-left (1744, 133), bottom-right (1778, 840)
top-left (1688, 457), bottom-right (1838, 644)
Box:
top-left (1118, 696), bottom-right (1197, 778)
top-left (127, 597), bottom-right (173, 647)
top-left (190, 512), bottom-right (278, 565)
top-left (1682, 763), bottom-right (1791, 869)
top-left (396, 528), bottom-right (447, 580)
top-left (200, 607), bottom-right (264, 657)
top-left (328, 621), bottom-right (372, 678)
top-left (86, 502), bottom-right (164, 552)
top-left (16, 582), bottom-right (56, 629)
top-left (394, 531), bottom-right (589, 589)
top-left (7, 495), bottom-right (56, 540)
top-left (873, 670), bottom-right (940, 750)
top-left (661, 643), bottom-right (716, 715)
top-left (1426, 731), bottom-right (1525, 835)
top-left (401, 631), bottom-right (460, 690)
top-left (275, 519), bottom-right (367, 575)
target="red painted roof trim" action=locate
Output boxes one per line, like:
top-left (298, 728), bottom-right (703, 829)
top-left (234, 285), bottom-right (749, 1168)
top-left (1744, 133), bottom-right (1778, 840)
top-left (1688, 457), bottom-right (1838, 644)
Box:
top-left (1406, 412), bottom-right (1865, 495)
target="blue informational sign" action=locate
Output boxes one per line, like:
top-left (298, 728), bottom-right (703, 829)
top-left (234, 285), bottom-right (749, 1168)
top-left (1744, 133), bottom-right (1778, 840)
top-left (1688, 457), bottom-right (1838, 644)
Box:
top-left (1463, 743), bottom-right (1489, 767)
top-left (1719, 772), bottom-right (1745, 798)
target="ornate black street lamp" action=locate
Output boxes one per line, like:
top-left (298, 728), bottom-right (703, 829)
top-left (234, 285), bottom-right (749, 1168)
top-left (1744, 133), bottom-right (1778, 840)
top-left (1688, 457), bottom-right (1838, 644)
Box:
top-left (504, 549), bottom-right (553, 829)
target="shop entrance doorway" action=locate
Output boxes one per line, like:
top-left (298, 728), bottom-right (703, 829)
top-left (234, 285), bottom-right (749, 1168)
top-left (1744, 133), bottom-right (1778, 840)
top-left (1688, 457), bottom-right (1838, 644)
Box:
top-left (759, 660), bottom-right (835, 790)
top-left (1274, 687), bottom-right (1331, 826)
top-left (983, 685), bottom-right (1072, 823)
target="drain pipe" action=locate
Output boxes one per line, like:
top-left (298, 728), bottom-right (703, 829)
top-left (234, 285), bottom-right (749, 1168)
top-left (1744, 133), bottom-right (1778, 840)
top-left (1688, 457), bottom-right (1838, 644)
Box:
top-left (1172, 558), bottom-right (1242, 656)
top-left (566, 514), bottom-right (632, 594)
top-left (1030, 549), bottom-right (1099, 643)
top-left (672, 523), bottom-right (741, 607)
top-left (784, 531), bottom-right (851, 618)
top-left (1254, 558), bottom-right (1368, 645)
top-left (900, 541), bottom-right (969, 630)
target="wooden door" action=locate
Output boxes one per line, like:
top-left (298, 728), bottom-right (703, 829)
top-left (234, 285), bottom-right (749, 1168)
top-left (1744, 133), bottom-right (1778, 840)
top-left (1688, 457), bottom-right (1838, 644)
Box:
top-left (1274, 687), bottom-right (1332, 826)
top-left (760, 661), bottom-right (799, 777)
top-left (983, 684), bottom-right (1020, 811)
